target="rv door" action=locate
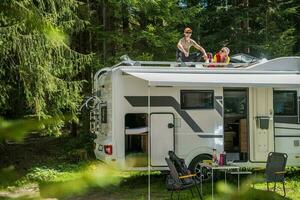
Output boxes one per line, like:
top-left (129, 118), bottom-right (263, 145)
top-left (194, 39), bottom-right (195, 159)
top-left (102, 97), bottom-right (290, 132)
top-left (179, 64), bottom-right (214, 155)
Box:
top-left (150, 113), bottom-right (175, 166)
top-left (249, 88), bottom-right (274, 162)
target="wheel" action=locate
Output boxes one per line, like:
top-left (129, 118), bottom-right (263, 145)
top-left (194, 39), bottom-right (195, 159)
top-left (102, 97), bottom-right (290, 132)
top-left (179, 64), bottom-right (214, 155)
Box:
top-left (188, 154), bottom-right (212, 181)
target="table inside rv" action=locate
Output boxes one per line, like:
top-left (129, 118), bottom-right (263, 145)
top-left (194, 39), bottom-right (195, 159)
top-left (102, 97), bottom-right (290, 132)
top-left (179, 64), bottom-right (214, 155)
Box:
top-left (200, 164), bottom-right (240, 199)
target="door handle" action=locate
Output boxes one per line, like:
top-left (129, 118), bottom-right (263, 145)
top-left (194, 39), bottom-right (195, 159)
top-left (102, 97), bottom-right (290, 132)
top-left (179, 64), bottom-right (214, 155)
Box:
top-left (168, 123), bottom-right (174, 128)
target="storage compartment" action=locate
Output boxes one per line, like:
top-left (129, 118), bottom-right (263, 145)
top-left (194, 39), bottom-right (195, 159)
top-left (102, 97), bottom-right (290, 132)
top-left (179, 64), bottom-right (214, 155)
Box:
top-left (224, 131), bottom-right (235, 151)
top-left (256, 116), bottom-right (270, 129)
top-left (125, 113), bottom-right (148, 167)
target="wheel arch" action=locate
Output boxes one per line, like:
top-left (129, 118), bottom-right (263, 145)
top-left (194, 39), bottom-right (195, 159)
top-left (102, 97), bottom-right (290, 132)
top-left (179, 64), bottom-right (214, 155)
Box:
top-left (184, 147), bottom-right (213, 167)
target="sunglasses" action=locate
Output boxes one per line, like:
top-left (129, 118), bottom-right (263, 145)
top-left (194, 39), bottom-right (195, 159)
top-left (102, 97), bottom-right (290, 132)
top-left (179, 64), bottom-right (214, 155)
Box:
top-left (185, 32), bottom-right (192, 34)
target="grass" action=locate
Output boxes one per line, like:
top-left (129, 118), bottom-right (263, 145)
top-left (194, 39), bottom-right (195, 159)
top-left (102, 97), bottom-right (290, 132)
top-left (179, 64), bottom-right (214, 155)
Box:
top-left (1, 162), bottom-right (300, 200)
top-left (1, 136), bottom-right (300, 199)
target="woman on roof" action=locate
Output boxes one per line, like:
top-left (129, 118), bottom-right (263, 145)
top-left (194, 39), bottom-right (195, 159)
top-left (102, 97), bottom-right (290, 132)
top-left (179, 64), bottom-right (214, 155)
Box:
top-left (213, 47), bottom-right (231, 64)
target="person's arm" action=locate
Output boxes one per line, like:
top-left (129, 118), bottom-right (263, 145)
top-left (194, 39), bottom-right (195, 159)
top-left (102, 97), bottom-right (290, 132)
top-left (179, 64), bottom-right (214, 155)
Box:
top-left (192, 40), bottom-right (207, 60)
top-left (177, 40), bottom-right (188, 57)
top-left (225, 56), bottom-right (230, 64)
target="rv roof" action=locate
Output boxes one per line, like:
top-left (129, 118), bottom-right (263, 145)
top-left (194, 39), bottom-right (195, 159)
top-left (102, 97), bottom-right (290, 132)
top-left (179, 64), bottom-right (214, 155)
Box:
top-left (114, 57), bottom-right (300, 74)
top-left (112, 57), bottom-right (300, 87)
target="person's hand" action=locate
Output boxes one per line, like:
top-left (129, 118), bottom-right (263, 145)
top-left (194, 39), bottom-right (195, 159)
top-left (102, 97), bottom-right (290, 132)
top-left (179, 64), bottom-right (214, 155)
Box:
top-left (184, 51), bottom-right (189, 57)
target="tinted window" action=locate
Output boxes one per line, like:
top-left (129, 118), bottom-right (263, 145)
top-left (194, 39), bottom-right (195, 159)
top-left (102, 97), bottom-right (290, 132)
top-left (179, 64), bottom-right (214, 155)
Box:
top-left (274, 91), bottom-right (297, 115)
top-left (224, 90), bottom-right (247, 115)
top-left (101, 106), bottom-right (107, 123)
top-left (181, 90), bottom-right (214, 109)
top-left (125, 113), bottom-right (147, 128)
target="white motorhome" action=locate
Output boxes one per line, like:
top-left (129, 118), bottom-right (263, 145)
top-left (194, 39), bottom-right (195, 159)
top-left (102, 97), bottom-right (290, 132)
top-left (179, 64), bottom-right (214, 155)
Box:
top-left (90, 57), bottom-right (300, 178)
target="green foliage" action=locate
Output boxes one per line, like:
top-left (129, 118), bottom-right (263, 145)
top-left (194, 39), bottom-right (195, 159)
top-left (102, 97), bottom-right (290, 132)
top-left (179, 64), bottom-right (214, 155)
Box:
top-left (0, 117), bottom-right (67, 141)
top-left (25, 165), bottom-right (79, 183)
top-left (62, 132), bottom-right (95, 159)
top-left (260, 28), bottom-right (296, 57)
top-left (0, 0), bottom-right (92, 135)
top-left (81, 0), bottom-right (300, 69)
top-left (39, 164), bottom-right (121, 198)
top-left (0, 166), bottom-right (18, 187)
top-left (1, 0), bottom-right (300, 135)
top-left (0, 118), bottom-right (43, 141)
top-left (0, 162), bottom-right (121, 199)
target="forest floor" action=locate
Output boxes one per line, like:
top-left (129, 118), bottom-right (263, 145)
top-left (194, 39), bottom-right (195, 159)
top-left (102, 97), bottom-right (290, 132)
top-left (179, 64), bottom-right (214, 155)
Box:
top-left (0, 136), bottom-right (300, 200)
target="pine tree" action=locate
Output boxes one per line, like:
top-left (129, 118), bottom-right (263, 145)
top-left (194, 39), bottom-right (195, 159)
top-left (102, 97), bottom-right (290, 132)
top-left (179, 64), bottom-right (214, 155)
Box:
top-left (0, 0), bottom-right (92, 135)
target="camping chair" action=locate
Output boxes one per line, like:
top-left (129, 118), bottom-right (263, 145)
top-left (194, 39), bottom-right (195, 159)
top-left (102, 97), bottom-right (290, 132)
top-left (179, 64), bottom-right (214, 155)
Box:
top-left (165, 158), bottom-right (203, 200)
top-left (168, 151), bottom-right (204, 187)
top-left (168, 151), bottom-right (191, 176)
top-left (253, 152), bottom-right (288, 197)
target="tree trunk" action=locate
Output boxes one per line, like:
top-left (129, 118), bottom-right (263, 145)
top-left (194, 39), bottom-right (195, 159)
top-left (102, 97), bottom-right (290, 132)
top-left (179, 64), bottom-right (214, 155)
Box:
top-left (241, 0), bottom-right (250, 53)
top-left (122, 0), bottom-right (129, 33)
top-left (70, 121), bottom-right (78, 137)
top-left (102, 0), bottom-right (106, 64)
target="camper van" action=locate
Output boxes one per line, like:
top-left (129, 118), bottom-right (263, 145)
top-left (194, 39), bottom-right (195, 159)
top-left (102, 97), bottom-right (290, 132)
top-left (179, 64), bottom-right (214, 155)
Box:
top-left (90, 57), bottom-right (300, 178)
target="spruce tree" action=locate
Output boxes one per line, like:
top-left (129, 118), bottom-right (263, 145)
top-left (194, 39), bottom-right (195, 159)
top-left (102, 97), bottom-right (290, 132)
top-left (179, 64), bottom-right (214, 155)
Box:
top-left (0, 0), bottom-right (92, 135)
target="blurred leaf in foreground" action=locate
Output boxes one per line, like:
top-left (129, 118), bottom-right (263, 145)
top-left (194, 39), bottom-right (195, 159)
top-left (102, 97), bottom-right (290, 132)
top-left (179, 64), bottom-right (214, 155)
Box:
top-left (0, 116), bottom-right (71, 141)
top-left (0, 118), bottom-right (43, 141)
top-left (0, 166), bottom-right (19, 185)
top-left (39, 164), bottom-right (121, 198)
top-left (215, 179), bottom-right (290, 200)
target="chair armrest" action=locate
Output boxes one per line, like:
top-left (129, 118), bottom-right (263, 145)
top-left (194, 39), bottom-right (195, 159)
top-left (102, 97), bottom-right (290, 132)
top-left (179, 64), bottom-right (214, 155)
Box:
top-left (274, 171), bottom-right (286, 174)
top-left (230, 171), bottom-right (252, 175)
top-left (253, 167), bottom-right (264, 171)
top-left (179, 174), bottom-right (197, 179)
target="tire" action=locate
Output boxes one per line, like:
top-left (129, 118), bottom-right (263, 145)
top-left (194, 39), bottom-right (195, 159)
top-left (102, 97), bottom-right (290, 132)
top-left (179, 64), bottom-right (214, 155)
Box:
top-left (188, 154), bottom-right (212, 181)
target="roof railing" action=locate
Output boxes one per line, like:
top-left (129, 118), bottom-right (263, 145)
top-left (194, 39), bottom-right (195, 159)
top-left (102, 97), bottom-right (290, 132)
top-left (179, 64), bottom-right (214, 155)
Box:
top-left (122, 60), bottom-right (250, 68)
top-left (119, 54), bottom-right (249, 68)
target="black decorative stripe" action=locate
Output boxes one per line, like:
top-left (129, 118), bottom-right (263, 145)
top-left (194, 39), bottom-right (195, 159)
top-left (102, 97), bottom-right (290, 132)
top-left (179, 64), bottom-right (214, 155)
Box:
top-left (275, 127), bottom-right (300, 130)
top-left (214, 96), bottom-right (223, 117)
top-left (125, 96), bottom-right (204, 132)
top-left (274, 116), bottom-right (299, 124)
top-left (298, 97), bottom-right (300, 126)
top-left (275, 135), bottom-right (300, 138)
top-left (198, 135), bottom-right (223, 138)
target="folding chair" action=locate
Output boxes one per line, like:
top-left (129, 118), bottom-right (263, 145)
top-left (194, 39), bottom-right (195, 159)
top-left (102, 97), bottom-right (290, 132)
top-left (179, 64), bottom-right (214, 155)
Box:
top-left (168, 151), bottom-right (191, 176)
top-left (165, 157), bottom-right (203, 200)
top-left (253, 152), bottom-right (288, 197)
top-left (168, 151), bottom-right (204, 186)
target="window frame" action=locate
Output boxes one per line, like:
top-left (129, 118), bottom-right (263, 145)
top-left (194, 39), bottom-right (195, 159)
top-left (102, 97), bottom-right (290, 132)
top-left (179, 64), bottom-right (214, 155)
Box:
top-left (274, 90), bottom-right (298, 116)
top-left (180, 90), bottom-right (214, 110)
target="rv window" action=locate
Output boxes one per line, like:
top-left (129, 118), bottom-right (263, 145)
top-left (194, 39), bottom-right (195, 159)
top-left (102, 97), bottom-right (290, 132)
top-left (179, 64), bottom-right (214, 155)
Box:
top-left (125, 113), bottom-right (147, 128)
top-left (101, 106), bottom-right (107, 123)
top-left (181, 90), bottom-right (214, 109)
top-left (274, 91), bottom-right (297, 116)
top-left (224, 90), bottom-right (247, 115)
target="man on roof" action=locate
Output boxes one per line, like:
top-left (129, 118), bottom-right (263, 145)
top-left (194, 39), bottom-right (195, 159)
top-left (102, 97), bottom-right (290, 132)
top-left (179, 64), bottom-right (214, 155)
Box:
top-left (176, 27), bottom-right (208, 62)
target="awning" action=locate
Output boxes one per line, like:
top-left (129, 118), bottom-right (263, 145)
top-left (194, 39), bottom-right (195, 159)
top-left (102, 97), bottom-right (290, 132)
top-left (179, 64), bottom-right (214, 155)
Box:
top-left (124, 71), bottom-right (300, 87)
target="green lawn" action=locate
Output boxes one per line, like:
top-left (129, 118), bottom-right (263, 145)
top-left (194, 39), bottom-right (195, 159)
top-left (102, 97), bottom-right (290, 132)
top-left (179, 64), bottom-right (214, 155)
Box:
top-left (1, 161), bottom-right (300, 200)
top-left (1, 137), bottom-right (300, 200)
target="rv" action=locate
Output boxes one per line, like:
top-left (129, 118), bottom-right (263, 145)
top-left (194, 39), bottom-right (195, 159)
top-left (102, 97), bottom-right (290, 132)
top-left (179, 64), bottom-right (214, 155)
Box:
top-left (90, 57), bottom-right (300, 178)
